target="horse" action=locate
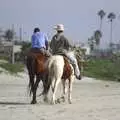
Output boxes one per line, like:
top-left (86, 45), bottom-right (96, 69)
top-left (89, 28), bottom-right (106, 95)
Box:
top-left (72, 46), bottom-right (86, 77)
top-left (26, 50), bottom-right (49, 104)
top-left (43, 51), bottom-right (81, 104)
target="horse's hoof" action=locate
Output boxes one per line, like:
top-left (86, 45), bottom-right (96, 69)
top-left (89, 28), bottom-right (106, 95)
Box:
top-left (61, 96), bottom-right (65, 102)
top-left (68, 100), bottom-right (72, 104)
top-left (51, 102), bottom-right (55, 105)
top-left (31, 100), bottom-right (37, 104)
top-left (56, 99), bottom-right (61, 104)
top-left (43, 97), bottom-right (49, 103)
top-left (69, 101), bottom-right (72, 104)
top-left (51, 100), bottom-right (56, 105)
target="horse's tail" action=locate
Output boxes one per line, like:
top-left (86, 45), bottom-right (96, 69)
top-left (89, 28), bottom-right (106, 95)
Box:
top-left (43, 59), bottom-right (55, 95)
top-left (43, 56), bottom-right (64, 95)
top-left (26, 55), bottom-right (36, 96)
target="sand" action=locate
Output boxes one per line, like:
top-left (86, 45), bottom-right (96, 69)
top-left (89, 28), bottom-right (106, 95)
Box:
top-left (0, 71), bottom-right (120, 120)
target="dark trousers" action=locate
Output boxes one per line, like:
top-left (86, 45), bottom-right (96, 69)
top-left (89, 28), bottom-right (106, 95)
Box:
top-left (30, 48), bottom-right (51, 56)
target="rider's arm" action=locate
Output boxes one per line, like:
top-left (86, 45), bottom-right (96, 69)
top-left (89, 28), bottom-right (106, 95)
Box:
top-left (31, 34), bottom-right (35, 48)
top-left (62, 36), bottom-right (71, 50)
top-left (45, 34), bottom-right (48, 50)
top-left (50, 36), bottom-right (55, 50)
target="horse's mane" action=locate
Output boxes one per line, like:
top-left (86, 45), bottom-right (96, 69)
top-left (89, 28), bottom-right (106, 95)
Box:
top-left (67, 51), bottom-right (75, 57)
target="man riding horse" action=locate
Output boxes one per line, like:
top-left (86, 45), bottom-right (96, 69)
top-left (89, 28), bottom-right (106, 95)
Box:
top-left (50, 24), bottom-right (81, 80)
top-left (31, 27), bottom-right (50, 56)
top-left (26, 27), bottom-right (50, 104)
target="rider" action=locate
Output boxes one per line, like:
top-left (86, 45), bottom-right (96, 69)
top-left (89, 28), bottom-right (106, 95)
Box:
top-left (31, 27), bottom-right (50, 56)
top-left (50, 24), bottom-right (81, 80)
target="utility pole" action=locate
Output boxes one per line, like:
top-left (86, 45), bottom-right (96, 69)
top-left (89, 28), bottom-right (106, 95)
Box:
top-left (19, 27), bottom-right (22, 41)
top-left (11, 24), bottom-right (15, 64)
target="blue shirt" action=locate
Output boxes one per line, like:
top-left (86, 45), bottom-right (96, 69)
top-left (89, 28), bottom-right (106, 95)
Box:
top-left (31, 32), bottom-right (48, 49)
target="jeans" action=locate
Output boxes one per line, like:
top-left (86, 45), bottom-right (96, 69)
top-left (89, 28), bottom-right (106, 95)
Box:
top-left (65, 52), bottom-right (80, 77)
top-left (31, 48), bottom-right (51, 56)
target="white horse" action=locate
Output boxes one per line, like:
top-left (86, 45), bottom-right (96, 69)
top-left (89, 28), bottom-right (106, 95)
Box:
top-left (43, 51), bottom-right (78, 104)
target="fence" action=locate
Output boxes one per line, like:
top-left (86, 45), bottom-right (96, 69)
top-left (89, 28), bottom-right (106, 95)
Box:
top-left (0, 41), bottom-right (22, 63)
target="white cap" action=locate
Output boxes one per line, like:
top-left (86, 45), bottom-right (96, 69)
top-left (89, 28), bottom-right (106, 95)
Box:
top-left (54, 24), bottom-right (64, 31)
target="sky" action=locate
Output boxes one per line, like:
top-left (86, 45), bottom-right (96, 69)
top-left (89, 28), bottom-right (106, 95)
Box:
top-left (0, 0), bottom-right (120, 48)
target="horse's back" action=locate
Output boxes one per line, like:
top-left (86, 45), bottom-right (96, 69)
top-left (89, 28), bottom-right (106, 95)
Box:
top-left (48, 55), bottom-right (73, 80)
top-left (48, 55), bottom-right (65, 77)
top-left (26, 51), bottom-right (48, 74)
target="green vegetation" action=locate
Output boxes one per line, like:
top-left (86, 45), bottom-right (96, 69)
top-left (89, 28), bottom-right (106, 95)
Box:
top-left (84, 59), bottom-right (120, 81)
top-left (0, 62), bottom-right (24, 74)
top-left (0, 41), bottom-right (30, 74)
top-left (0, 55), bottom-right (9, 61)
top-left (20, 42), bottom-right (31, 62)
top-left (21, 42), bottom-right (31, 51)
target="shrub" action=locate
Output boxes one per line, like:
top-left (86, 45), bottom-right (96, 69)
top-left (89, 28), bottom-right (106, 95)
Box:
top-left (84, 59), bottom-right (120, 81)
top-left (0, 63), bottom-right (24, 74)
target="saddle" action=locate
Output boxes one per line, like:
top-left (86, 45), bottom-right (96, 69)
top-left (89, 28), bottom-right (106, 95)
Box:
top-left (62, 56), bottom-right (73, 80)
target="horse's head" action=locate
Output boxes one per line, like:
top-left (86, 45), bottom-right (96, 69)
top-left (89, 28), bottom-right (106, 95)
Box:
top-left (67, 49), bottom-right (82, 69)
top-left (73, 48), bottom-right (86, 77)
top-left (67, 48), bottom-right (85, 79)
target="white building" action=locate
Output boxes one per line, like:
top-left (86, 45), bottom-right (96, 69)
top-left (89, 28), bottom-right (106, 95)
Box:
top-left (81, 45), bottom-right (91, 55)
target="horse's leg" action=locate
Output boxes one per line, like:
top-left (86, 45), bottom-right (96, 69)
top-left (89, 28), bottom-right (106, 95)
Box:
top-left (51, 78), bottom-right (56, 104)
top-left (42, 75), bottom-right (49, 103)
top-left (38, 77), bottom-right (47, 96)
top-left (31, 75), bottom-right (41, 104)
top-left (68, 77), bottom-right (73, 104)
top-left (51, 78), bottom-right (60, 104)
top-left (28, 74), bottom-right (35, 104)
top-left (60, 79), bottom-right (66, 102)
top-left (29, 74), bottom-right (35, 94)
top-left (51, 78), bottom-right (55, 92)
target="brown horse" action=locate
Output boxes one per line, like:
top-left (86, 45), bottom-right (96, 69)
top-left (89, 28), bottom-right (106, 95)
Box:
top-left (26, 51), bottom-right (49, 104)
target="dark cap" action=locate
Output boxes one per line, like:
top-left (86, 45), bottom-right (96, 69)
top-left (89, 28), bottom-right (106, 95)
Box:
top-left (34, 27), bottom-right (40, 33)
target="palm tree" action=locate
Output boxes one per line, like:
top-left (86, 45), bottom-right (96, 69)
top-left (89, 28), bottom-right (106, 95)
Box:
top-left (4, 29), bottom-right (14, 41)
top-left (0, 28), bottom-right (4, 41)
top-left (88, 36), bottom-right (95, 52)
top-left (108, 12), bottom-right (116, 46)
top-left (94, 30), bottom-right (102, 47)
top-left (98, 10), bottom-right (106, 30)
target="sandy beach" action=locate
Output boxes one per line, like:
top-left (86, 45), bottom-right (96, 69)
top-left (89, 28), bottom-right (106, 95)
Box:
top-left (0, 71), bottom-right (120, 120)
